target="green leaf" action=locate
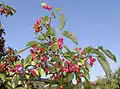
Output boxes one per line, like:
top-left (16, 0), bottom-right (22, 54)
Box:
top-left (58, 14), bottom-right (66, 31)
top-left (7, 5), bottom-right (16, 16)
top-left (83, 46), bottom-right (94, 54)
top-left (0, 74), bottom-right (6, 83)
top-left (95, 86), bottom-right (101, 89)
top-left (39, 68), bottom-right (45, 77)
top-left (82, 75), bottom-right (93, 89)
top-left (65, 73), bottom-right (74, 83)
top-left (25, 54), bottom-right (33, 69)
top-left (26, 41), bottom-right (38, 47)
top-left (42, 16), bottom-right (50, 23)
top-left (10, 9), bottom-right (16, 16)
top-left (82, 67), bottom-right (90, 80)
top-left (39, 26), bottom-right (43, 31)
top-left (54, 8), bottom-right (61, 12)
top-left (51, 12), bottom-right (56, 19)
top-left (25, 74), bottom-right (30, 79)
top-left (12, 75), bottom-right (20, 88)
top-left (63, 52), bottom-right (75, 61)
top-left (97, 57), bottom-right (111, 77)
top-left (78, 58), bottom-right (86, 66)
top-left (21, 59), bottom-right (24, 65)
top-left (12, 82), bottom-right (16, 88)
top-left (47, 26), bottom-right (56, 37)
top-left (92, 49), bottom-right (106, 60)
top-left (50, 43), bottom-right (58, 51)
top-left (100, 48), bottom-right (117, 62)
top-left (58, 78), bottom-right (65, 85)
top-left (31, 61), bottom-right (37, 66)
top-left (6, 82), bottom-right (13, 89)
top-left (35, 70), bottom-right (39, 76)
top-left (63, 45), bottom-right (71, 52)
top-left (17, 46), bottom-right (31, 54)
top-left (51, 55), bottom-right (59, 62)
top-left (8, 5), bottom-right (16, 13)
top-left (62, 30), bottom-right (78, 45)
top-left (85, 62), bottom-right (91, 72)
top-left (16, 87), bottom-right (25, 89)
top-left (37, 35), bottom-right (45, 41)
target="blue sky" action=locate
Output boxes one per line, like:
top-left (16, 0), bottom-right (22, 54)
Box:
top-left (0, 0), bottom-right (120, 81)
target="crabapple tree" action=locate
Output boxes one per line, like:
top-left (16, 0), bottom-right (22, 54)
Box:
top-left (0, 1), bottom-right (117, 89)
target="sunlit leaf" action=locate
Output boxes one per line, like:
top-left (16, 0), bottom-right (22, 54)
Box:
top-left (21, 59), bottom-right (24, 65)
top-left (97, 57), bottom-right (111, 77)
top-left (35, 70), bottom-right (39, 76)
top-left (47, 26), bottom-right (56, 37)
top-left (42, 16), bottom-right (50, 24)
top-left (25, 74), bottom-right (30, 79)
top-left (98, 46), bottom-right (117, 62)
top-left (63, 45), bottom-right (71, 52)
top-left (25, 54), bottom-right (32, 68)
top-left (26, 41), bottom-right (38, 47)
top-left (82, 67), bottom-right (90, 80)
top-left (37, 35), bottom-right (45, 41)
top-left (92, 49), bottom-right (106, 60)
top-left (104, 49), bottom-right (116, 62)
top-left (17, 46), bottom-right (31, 54)
top-left (39, 68), bottom-right (45, 77)
top-left (31, 61), bottom-right (37, 66)
top-left (0, 74), bottom-right (5, 82)
top-left (64, 73), bottom-right (74, 83)
top-left (54, 8), bottom-right (61, 12)
top-left (62, 30), bottom-right (78, 45)
top-left (50, 43), bottom-right (58, 51)
top-left (58, 14), bottom-right (66, 31)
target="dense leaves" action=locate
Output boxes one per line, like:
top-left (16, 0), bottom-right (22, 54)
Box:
top-left (94, 68), bottom-right (120, 89)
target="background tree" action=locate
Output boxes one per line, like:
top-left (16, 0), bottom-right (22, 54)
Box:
top-left (83, 68), bottom-right (120, 89)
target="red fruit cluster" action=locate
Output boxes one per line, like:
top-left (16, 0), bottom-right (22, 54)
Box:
top-left (30, 45), bottom-right (49, 62)
top-left (5, 56), bottom-right (17, 63)
top-left (14, 64), bottom-right (21, 73)
top-left (0, 63), bottom-right (6, 72)
top-left (33, 18), bottom-right (41, 32)
top-left (43, 4), bottom-right (52, 10)
top-left (30, 45), bottom-right (44, 60)
top-left (35, 64), bottom-right (40, 68)
top-left (74, 47), bottom-right (81, 51)
top-left (57, 37), bottom-right (63, 49)
top-left (61, 84), bottom-right (64, 89)
top-left (51, 73), bottom-right (62, 81)
top-left (0, 7), bottom-right (11, 16)
top-left (30, 69), bottom-right (36, 76)
top-left (9, 68), bottom-right (14, 72)
top-left (90, 81), bottom-right (93, 85)
top-left (39, 55), bottom-right (48, 61)
top-left (52, 74), bottom-right (57, 81)
top-left (62, 61), bottom-right (80, 73)
top-left (8, 64), bottom-right (21, 74)
top-left (89, 57), bottom-right (96, 67)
